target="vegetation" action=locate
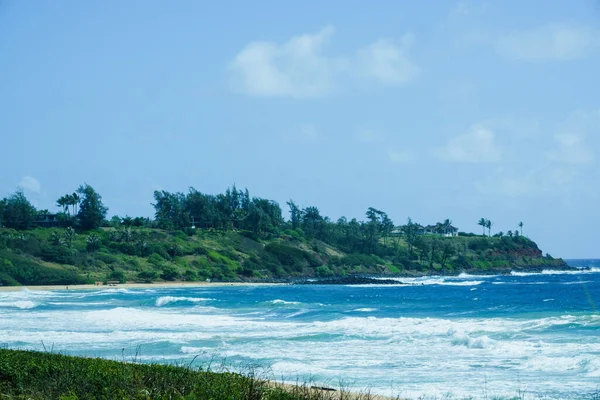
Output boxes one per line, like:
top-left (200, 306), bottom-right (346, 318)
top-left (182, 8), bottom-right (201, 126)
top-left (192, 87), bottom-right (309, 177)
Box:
top-left (0, 190), bottom-right (36, 230)
top-left (0, 349), bottom-right (386, 400)
top-left (0, 185), bottom-right (568, 286)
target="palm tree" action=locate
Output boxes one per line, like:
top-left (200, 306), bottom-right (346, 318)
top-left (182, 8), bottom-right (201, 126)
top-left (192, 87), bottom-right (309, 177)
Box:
top-left (56, 196), bottom-right (69, 214)
top-left (72, 192), bottom-right (80, 216)
top-left (518, 221), bottom-right (523, 236)
top-left (478, 218), bottom-right (487, 236)
top-left (486, 219), bottom-right (493, 237)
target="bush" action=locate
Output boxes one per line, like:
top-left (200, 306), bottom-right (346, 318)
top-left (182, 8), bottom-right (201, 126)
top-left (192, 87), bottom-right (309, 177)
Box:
top-left (0, 251), bottom-right (85, 285)
top-left (341, 253), bottom-right (380, 267)
top-left (137, 270), bottom-right (159, 283)
top-left (315, 265), bottom-right (334, 277)
top-left (107, 269), bottom-right (126, 283)
top-left (264, 243), bottom-right (313, 268)
top-left (183, 269), bottom-right (198, 281)
top-left (160, 266), bottom-right (178, 281)
top-left (458, 232), bottom-right (477, 237)
top-left (40, 245), bottom-right (74, 264)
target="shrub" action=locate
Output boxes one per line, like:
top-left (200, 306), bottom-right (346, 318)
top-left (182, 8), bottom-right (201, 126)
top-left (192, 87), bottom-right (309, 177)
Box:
top-left (183, 269), bottom-right (198, 281)
top-left (148, 253), bottom-right (165, 267)
top-left (160, 266), bottom-right (178, 281)
top-left (107, 269), bottom-right (126, 283)
top-left (40, 245), bottom-right (74, 264)
top-left (137, 270), bottom-right (159, 283)
top-left (315, 265), bottom-right (334, 277)
top-left (264, 243), bottom-right (311, 268)
top-left (0, 251), bottom-right (85, 285)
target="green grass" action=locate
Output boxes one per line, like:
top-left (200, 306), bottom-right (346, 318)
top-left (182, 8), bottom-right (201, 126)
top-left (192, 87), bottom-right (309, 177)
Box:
top-left (0, 349), bottom-right (383, 400)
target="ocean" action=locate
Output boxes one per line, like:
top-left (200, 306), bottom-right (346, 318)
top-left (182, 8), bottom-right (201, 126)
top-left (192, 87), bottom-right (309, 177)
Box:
top-left (1, 261), bottom-right (599, 399)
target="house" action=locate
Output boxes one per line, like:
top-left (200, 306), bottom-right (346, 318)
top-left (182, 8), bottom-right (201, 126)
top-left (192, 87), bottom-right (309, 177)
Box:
top-left (439, 225), bottom-right (459, 237)
top-left (417, 223), bottom-right (459, 237)
top-left (396, 222), bottom-right (458, 237)
top-left (32, 213), bottom-right (62, 228)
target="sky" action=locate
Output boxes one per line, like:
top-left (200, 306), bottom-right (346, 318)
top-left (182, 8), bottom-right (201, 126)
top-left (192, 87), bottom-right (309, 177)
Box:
top-left (1, 1), bottom-right (599, 258)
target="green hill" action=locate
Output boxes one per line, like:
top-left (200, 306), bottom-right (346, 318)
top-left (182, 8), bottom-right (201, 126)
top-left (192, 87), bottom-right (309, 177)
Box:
top-left (0, 184), bottom-right (568, 286)
top-left (0, 226), bottom-right (568, 286)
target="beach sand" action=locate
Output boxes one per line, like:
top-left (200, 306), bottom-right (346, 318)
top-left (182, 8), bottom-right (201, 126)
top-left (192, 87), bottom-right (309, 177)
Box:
top-left (0, 281), bottom-right (286, 292)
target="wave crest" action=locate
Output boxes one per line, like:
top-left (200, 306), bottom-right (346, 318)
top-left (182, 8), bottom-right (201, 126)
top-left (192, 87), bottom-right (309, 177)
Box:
top-left (155, 297), bottom-right (214, 307)
top-left (269, 299), bottom-right (301, 305)
top-left (0, 300), bottom-right (37, 309)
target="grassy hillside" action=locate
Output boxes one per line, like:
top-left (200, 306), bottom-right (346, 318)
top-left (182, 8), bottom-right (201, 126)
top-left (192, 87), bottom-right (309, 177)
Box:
top-left (0, 349), bottom-right (379, 400)
top-left (0, 226), bottom-right (568, 286)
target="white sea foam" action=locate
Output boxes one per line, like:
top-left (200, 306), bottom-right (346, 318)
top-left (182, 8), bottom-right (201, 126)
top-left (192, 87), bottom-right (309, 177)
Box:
top-left (511, 268), bottom-right (600, 277)
top-left (457, 272), bottom-right (500, 279)
top-left (180, 346), bottom-right (212, 354)
top-left (449, 330), bottom-right (494, 349)
top-left (3, 281), bottom-right (599, 400)
top-left (0, 300), bottom-right (37, 309)
top-left (155, 296), bottom-right (214, 307)
top-left (269, 299), bottom-right (301, 305)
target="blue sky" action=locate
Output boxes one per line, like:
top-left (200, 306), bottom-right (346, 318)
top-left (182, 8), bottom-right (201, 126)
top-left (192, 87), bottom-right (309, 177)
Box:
top-left (1, 1), bottom-right (599, 258)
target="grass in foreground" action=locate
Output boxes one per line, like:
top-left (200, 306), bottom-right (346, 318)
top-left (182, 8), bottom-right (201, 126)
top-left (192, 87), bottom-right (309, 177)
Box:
top-left (0, 349), bottom-right (387, 400)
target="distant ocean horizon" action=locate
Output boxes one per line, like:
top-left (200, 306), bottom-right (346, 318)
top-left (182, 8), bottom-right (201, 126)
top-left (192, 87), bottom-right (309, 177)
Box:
top-left (565, 258), bottom-right (600, 268)
top-left (1, 259), bottom-right (599, 399)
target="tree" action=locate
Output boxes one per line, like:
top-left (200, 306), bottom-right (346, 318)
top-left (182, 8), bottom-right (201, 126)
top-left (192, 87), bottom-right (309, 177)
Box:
top-left (286, 200), bottom-right (302, 230)
top-left (86, 233), bottom-right (100, 252)
top-left (486, 219), bottom-right (493, 237)
top-left (72, 192), bottom-right (80, 216)
top-left (404, 218), bottom-right (419, 259)
top-left (0, 190), bottom-right (37, 230)
top-left (478, 218), bottom-right (487, 236)
top-left (152, 190), bottom-right (189, 230)
top-left (76, 184), bottom-right (108, 230)
top-left (518, 221), bottom-right (523, 236)
top-left (302, 206), bottom-right (325, 239)
top-left (440, 240), bottom-right (457, 271)
top-left (63, 227), bottom-right (76, 248)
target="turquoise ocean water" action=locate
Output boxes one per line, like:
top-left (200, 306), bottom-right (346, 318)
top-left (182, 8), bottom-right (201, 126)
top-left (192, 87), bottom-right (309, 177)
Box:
top-left (1, 261), bottom-right (599, 399)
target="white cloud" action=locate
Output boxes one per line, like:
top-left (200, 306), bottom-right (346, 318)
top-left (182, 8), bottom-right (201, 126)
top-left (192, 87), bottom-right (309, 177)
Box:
top-left (475, 165), bottom-right (577, 197)
top-left (546, 109), bottom-right (598, 164)
top-left (546, 134), bottom-right (594, 164)
top-left (497, 25), bottom-right (600, 60)
top-left (433, 125), bottom-right (502, 163)
top-left (474, 110), bottom-right (598, 197)
top-left (355, 35), bottom-right (420, 85)
top-left (228, 26), bottom-right (337, 98)
top-left (228, 27), bottom-right (419, 97)
top-left (19, 176), bottom-right (41, 194)
top-left (387, 148), bottom-right (415, 163)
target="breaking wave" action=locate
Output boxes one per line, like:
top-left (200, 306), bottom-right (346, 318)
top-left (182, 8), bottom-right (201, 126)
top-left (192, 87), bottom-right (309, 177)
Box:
top-left (0, 300), bottom-right (37, 309)
top-left (155, 296), bottom-right (214, 307)
top-left (268, 299), bottom-right (301, 305)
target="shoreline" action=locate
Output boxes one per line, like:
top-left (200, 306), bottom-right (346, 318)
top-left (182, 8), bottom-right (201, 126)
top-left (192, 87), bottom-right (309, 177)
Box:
top-left (0, 265), bottom-right (589, 292)
top-left (0, 281), bottom-right (287, 292)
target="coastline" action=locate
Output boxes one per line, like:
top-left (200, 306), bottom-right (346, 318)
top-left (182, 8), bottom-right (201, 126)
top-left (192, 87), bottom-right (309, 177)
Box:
top-left (0, 281), bottom-right (286, 292)
top-left (0, 264), bottom-right (586, 292)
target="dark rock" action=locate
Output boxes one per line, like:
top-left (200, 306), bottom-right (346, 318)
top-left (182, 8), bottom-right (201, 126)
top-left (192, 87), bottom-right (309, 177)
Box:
top-left (295, 276), bottom-right (403, 285)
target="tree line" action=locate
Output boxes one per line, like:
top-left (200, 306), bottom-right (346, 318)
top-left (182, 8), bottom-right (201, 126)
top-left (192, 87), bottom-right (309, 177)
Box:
top-left (0, 184), bottom-right (107, 231)
top-left (0, 184), bottom-right (529, 263)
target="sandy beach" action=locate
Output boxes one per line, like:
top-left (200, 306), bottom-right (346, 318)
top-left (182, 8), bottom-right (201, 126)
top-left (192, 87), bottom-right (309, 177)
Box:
top-left (0, 281), bottom-right (286, 292)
